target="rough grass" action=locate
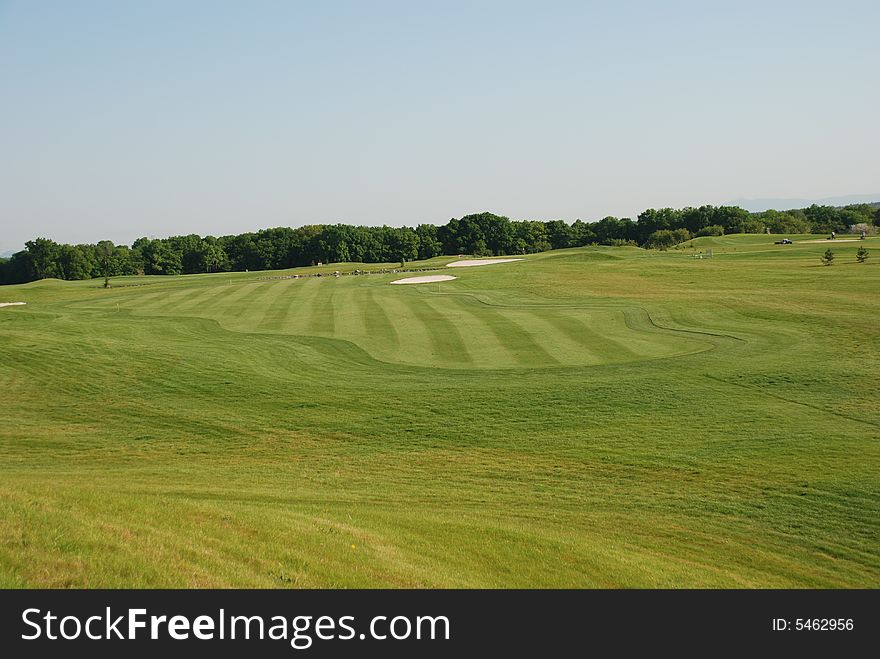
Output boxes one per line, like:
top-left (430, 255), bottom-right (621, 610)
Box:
top-left (0, 236), bottom-right (877, 587)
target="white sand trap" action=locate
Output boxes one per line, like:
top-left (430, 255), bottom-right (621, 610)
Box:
top-left (446, 258), bottom-right (523, 268)
top-left (801, 239), bottom-right (863, 244)
top-left (0, 302), bottom-right (26, 308)
top-left (390, 275), bottom-right (458, 285)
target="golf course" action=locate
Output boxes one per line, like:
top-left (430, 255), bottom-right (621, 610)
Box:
top-left (1, 234), bottom-right (877, 588)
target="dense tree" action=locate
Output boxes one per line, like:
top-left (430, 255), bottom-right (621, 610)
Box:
top-left (480, 213), bottom-right (513, 255)
top-left (95, 240), bottom-right (115, 277)
top-left (804, 205), bottom-right (847, 234)
top-left (25, 238), bottom-right (62, 280)
top-left (646, 228), bottom-right (691, 250)
top-left (437, 218), bottom-right (462, 255)
top-left (712, 206), bottom-right (751, 233)
top-left (514, 221), bottom-right (551, 254)
top-left (110, 245), bottom-right (138, 276)
top-left (201, 239), bottom-right (229, 273)
top-left (57, 244), bottom-right (96, 280)
top-left (545, 220), bottom-right (573, 250)
top-left (680, 206), bottom-right (716, 235)
top-left (220, 233), bottom-right (264, 271)
top-left (569, 219), bottom-right (597, 246)
top-left (135, 238), bottom-right (184, 275)
top-left (317, 225), bottom-right (352, 263)
top-left (5, 200), bottom-right (878, 285)
top-left (385, 227), bottom-right (419, 263)
top-left (732, 217), bottom-right (765, 234)
top-left (456, 214), bottom-right (489, 255)
top-left (0, 250), bottom-right (37, 283)
top-left (839, 204), bottom-right (876, 230)
top-left (593, 216), bottom-right (634, 244)
top-left (415, 224), bottom-right (442, 260)
top-left (757, 209), bottom-right (810, 234)
top-left (635, 208), bottom-right (680, 243)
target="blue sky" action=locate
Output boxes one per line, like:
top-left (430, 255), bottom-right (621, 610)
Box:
top-left (1, 0), bottom-right (878, 253)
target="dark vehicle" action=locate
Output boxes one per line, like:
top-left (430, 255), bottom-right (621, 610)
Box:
top-left (774, 238), bottom-right (793, 245)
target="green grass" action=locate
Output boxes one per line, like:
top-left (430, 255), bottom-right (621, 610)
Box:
top-left (1, 235), bottom-right (878, 587)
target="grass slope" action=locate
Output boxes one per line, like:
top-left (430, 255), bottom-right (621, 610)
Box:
top-left (0, 236), bottom-right (878, 587)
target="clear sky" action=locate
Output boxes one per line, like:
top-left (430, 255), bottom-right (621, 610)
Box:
top-left (1, 0), bottom-right (878, 253)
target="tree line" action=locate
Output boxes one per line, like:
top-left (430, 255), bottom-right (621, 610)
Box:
top-left (2, 203), bottom-right (877, 285)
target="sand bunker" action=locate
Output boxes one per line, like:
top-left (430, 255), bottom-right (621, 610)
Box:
top-left (446, 258), bottom-right (523, 268)
top-left (0, 302), bottom-right (26, 308)
top-left (390, 275), bottom-right (458, 285)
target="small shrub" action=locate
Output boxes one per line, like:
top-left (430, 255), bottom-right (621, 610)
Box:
top-left (821, 249), bottom-right (834, 266)
top-left (696, 225), bottom-right (725, 237)
top-left (856, 246), bottom-right (869, 263)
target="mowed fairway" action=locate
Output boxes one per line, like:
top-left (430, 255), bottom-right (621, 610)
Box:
top-left (71, 262), bottom-right (708, 369)
top-left (0, 236), bottom-right (878, 587)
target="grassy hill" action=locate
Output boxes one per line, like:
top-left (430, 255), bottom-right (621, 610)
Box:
top-left (0, 235), bottom-right (877, 587)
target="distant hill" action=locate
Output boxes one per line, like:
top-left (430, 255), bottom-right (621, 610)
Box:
top-left (0, 250), bottom-right (16, 259)
top-left (729, 194), bottom-right (880, 212)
